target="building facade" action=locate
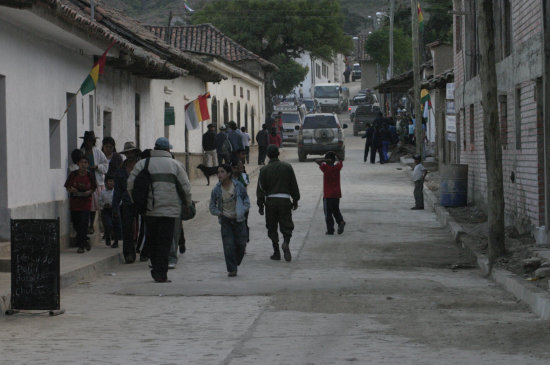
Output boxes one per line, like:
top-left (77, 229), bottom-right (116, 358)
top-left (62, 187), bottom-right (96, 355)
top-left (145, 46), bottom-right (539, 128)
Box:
top-left (453, 0), bottom-right (548, 237)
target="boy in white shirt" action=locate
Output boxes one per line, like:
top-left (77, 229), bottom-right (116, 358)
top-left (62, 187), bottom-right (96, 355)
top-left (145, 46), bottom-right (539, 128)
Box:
top-left (411, 154), bottom-right (427, 210)
top-left (99, 176), bottom-right (119, 246)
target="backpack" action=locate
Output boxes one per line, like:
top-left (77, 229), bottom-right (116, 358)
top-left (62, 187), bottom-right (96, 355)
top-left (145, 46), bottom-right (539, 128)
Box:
top-left (131, 157), bottom-right (154, 214)
top-left (221, 135), bottom-right (232, 156)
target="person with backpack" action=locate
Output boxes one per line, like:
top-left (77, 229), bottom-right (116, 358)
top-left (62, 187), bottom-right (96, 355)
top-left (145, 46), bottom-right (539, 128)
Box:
top-left (127, 137), bottom-right (192, 283)
top-left (215, 125), bottom-right (231, 164)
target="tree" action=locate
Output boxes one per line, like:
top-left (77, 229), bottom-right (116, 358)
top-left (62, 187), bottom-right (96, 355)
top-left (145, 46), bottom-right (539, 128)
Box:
top-left (365, 27), bottom-right (412, 76)
top-left (477, 0), bottom-right (506, 265)
top-left (192, 0), bottom-right (352, 96)
top-left (423, 0), bottom-right (453, 44)
top-left (271, 55), bottom-right (309, 96)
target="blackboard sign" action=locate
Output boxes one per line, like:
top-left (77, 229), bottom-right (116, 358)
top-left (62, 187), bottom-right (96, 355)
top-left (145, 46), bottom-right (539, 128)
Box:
top-left (11, 219), bottom-right (60, 311)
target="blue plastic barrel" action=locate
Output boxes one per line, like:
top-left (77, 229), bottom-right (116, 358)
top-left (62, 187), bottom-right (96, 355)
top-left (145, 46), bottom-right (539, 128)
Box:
top-left (440, 164), bottom-right (468, 207)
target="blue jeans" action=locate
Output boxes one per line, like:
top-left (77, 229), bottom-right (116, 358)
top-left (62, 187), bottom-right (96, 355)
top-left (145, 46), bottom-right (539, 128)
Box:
top-left (220, 216), bottom-right (247, 273)
top-left (101, 208), bottom-right (121, 242)
top-left (382, 141), bottom-right (389, 162)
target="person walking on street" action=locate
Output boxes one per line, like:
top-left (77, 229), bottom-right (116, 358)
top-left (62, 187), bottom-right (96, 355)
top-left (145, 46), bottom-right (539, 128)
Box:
top-left (256, 123), bottom-right (269, 165)
top-left (127, 137), bottom-right (192, 283)
top-left (381, 125), bottom-right (391, 163)
top-left (268, 127), bottom-right (282, 147)
top-left (112, 142), bottom-right (140, 261)
top-left (64, 153), bottom-right (97, 253)
top-left (240, 126), bottom-right (251, 164)
top-left (227, 121), bottom-right (243, 158)
top-left (362, 124), bottom-right (373, 163)
top-left (202, 124), bottom-right (218, 167)
top-left (102, 137), bottom-right (124, 180)
top-left (411, 154), bottom-right (427, 210)
top-left (315, 152), bottom-right (345, 235)
top-left (257, 145), bottom-right (300, 262)
top-left (215, 125), bottom-right (231, 164)
top-left (209, 164), bottom-right (250, 277)
top-left (372, 126), bottom-right (385, 164)
top-left (80, 131), bottom-right (109, 234)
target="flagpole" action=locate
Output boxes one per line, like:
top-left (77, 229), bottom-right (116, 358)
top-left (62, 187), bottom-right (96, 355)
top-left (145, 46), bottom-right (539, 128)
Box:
top-left (57, 87), bottom-right (81, 122)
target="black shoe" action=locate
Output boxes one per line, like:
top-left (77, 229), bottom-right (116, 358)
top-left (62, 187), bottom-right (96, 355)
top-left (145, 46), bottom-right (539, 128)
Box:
top-left (151, 272), bottom-right (170, 283)
top-left (85, 241), bottom-right (91, 251)
top-left (77, 247), bottom-right (85, 254)
top-left (270, 251), bottom-right (281, 260)
top-left (411, 207), bottom-right (424, 210)
top-left (325, 231), bottom-right (334, 235)
top-left (228, 271), bottom-right (237, 277)
top-left (140, 254), bottom-right (149, 262)
top-left (111, 242), bottom-right (119, 248)
top-left (337, 221), bottom-right (346, 235)
top-left (179, 242), bottom-right (186, 254)
top-left (125, 255), bottom-right (136, 264)
top-left (282, 241), bottom-right (291, 262)
top-left (105, 240), bottom-right (111, 247)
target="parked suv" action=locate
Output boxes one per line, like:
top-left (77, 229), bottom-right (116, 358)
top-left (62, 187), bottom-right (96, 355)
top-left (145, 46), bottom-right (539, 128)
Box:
top-left (272, 104), bottom-right (306, 143)
top-left (296, 113), bottom-right (347, 162)
top-left (351, 63), bottom-right (361, 81)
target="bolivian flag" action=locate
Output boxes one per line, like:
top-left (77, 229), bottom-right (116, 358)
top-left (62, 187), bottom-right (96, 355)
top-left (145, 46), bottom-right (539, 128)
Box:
top-left (421, 89), bottom-right (432, 118)
top-left (185, 92), bottom-right (211, 130)
top-left (80, 41), bottom-right (116, 95)
top-left (418, 2), bottom-right (424, 33)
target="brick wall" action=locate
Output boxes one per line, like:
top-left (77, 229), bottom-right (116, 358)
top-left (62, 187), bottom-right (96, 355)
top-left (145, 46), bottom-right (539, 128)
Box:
top-left (453, 0), bottom-right (545, 232)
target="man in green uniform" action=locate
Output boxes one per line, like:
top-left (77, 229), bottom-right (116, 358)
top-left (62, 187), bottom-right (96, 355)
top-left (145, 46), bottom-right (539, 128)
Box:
top-left (257, 145), bottom-right (300, 262)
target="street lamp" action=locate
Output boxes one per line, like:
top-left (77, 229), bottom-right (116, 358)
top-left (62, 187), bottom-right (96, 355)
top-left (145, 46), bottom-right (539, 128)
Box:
top-left (375, 0), bottom-right (395, 79)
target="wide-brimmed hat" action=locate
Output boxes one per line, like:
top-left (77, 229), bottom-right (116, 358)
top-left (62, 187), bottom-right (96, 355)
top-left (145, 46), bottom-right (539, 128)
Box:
top-left (79, 131), bottom-right (98, 141)
top-left (120, 141), bottom-right (140, 154)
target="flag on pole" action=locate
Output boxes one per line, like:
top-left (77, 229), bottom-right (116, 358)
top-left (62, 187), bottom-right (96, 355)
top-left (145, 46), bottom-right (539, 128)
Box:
top-left (417, 2), bottom-right (424, 32)
top-left (183, 1), bottom-right (194, 12)
top-left (421, 89), bottom-right (432, 118)
top-left (80, 41), bottom-right (116, 95)
top-left (185, 92), bottom-right (211, 130)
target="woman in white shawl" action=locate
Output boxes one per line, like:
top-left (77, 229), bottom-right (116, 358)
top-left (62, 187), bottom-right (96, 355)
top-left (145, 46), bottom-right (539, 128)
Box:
top-left (80, 131), bottom-right (109, 234)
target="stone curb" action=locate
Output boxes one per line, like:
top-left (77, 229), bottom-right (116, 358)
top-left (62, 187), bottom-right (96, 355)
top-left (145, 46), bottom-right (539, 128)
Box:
top-left (399, 156), bottom-right (550, 320)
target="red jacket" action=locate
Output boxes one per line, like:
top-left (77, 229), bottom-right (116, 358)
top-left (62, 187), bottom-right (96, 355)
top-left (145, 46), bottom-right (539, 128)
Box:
top-left (269, 133), bottom-right (282, 147)
top-left (319, 161), bottom-right (343, 198)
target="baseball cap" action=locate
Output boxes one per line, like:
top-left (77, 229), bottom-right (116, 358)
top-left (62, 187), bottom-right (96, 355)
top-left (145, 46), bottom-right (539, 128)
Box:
top-left (155, 137), bottom-right (173, 150)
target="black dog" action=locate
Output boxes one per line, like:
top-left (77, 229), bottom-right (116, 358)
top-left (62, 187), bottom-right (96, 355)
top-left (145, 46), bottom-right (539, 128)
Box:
top-left (197, 164), bottom-right (218, 185)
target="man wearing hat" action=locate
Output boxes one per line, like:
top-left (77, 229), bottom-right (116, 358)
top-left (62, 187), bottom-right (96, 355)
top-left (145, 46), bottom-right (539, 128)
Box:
top-left (127, 137), bottom-right (192, 282)
top-left (80, 131), bottom-right (109, 235)
top-left (112, 142), bottom-right (141, 261)
top-left (202, 124), bottom-right (218, 167)
top-left (215, 125), bottom-right (231, 164)
top-left (411, 154), bottom-right (427, 210)
top-left (256, 144), bottom-right (300, 262)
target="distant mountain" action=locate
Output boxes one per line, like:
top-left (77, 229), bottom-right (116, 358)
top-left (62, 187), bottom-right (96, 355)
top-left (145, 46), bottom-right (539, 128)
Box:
top-left (101, 0), bottom-right (408, 34)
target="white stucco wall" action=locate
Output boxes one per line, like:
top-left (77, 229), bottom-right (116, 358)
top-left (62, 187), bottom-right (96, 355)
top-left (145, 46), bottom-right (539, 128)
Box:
top-left (207, 60), bottom-right (265, 144)
top-left (295, 52), bottom-right (343, 98)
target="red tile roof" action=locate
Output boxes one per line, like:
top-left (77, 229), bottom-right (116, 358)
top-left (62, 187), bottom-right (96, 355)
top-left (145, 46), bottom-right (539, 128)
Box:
top-left (146, 24), bottom-right (276, 71)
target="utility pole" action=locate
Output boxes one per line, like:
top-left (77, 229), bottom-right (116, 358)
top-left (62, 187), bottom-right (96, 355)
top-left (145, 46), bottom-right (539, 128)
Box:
top-left (389, 0), bottom-right (395, 79)
top-left (478, 0), bottom-right (505, 264)
top-left (411, 0), bottom-right (422, 155)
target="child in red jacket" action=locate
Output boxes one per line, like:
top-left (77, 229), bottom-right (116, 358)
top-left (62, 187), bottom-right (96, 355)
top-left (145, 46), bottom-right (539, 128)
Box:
top-left (268, 127), bottom-right (282, 147)
top-left (315, 152), bottom-right (345, 235)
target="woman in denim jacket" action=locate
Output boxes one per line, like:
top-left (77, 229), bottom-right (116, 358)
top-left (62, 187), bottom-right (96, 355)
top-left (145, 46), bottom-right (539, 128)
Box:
top-left (209, 164), bottom-right (250, 277)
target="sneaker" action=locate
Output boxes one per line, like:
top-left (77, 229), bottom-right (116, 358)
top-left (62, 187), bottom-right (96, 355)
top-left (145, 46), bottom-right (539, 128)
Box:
top-left (282, 242), bottom-right (291, 262)
top-left (325, 231), bottom-right (334, 235)
top-left (270, 251), bottom-right (281, 260)
top-left (77, 247), bottom-right (85, 254)
top-left (111, 242), bottom-right (119, 248)
top-left (168, 262), bottom-right (176, 270)
top-left (337, 221), bottom-right (346, 235)
top-left (228, 271), bottom-right (237, 277)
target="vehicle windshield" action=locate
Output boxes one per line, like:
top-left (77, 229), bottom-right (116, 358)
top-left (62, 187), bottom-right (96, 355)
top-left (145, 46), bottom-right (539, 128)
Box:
top-left (353, 65), bottom-right (361, 71)
top-left (303, 115), bottom-right (338, 129)
top-left (272, 113), bottom-right (301, 123)
top-left (314, 86), bottom-right (340, 98)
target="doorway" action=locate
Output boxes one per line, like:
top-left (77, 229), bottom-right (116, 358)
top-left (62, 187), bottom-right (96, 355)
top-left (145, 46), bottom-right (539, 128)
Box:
top-left (103, 110), bottom-right (112, 138)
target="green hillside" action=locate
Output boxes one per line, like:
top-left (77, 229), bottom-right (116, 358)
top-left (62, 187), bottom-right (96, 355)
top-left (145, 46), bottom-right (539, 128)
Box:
top-left (101, 0), bottom-right (406, 33)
